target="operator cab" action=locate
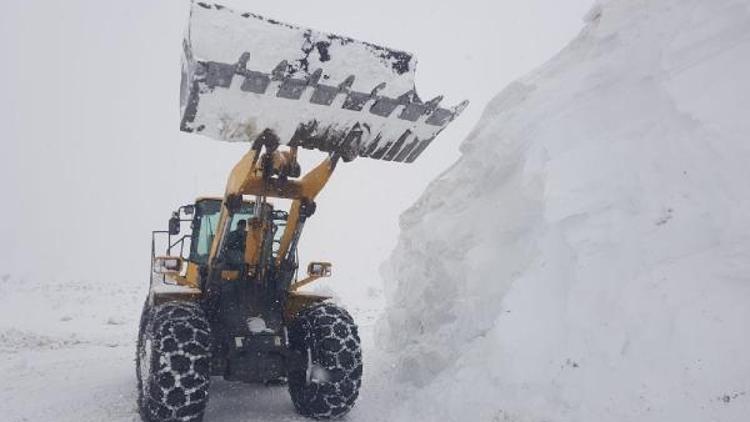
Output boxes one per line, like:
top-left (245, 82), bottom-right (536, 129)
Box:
top-left (151, 197), bottom-right (294, 294)
top-left (188, 198), bottom-right (289, 268)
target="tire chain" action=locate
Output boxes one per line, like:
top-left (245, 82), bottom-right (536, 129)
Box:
top-left (140, 301), bottom-right (212, 422)
top-left (288, 303), bottom-right (363, 419)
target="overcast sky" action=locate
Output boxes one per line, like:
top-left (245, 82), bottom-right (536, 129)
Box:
top-left (0, 0), bottom-right (591, 304)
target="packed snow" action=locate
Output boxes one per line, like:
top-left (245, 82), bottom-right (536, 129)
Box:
top-left (187, 1), bottom-right (416, 95)
top-left (183, 1), bottom-right (466, 153)
top-left (0, 274), bottom-right (383, 421)
top-left (377, 0), bottom-right (750, 421)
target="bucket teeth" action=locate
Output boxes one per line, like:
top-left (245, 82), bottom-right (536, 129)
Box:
top-left (308, 68), bottom-right (323, 85)
top-left (271, 60), bottom-right (288, 79)
top-left (371, 83), bottom-right (386, 96)
top-left (237, 52), bottom-right (251, 69)
top-left (425, 95), bottom-right (443, 113)
top-left (338, 75), bottom-right (355, 90)
top-left (180, 1), bottom-right (468, 163)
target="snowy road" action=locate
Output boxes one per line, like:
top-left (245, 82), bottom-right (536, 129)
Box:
top-left (0, 276), bottom-right (386, 422)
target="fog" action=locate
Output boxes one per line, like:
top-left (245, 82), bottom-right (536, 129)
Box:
top-left (0, 0), bottom-right (591, 303)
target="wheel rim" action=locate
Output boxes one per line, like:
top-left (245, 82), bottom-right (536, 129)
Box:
top-left (305, 347), bottom-right (330, 384)
top-left (139, 338), bottom-right (153, 397)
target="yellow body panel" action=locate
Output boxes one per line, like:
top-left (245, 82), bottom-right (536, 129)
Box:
top-left (244, 216), bottom-right (269, 277)
top-left (160, 262), bottom-right (201, 289)
top-left (284, 292), bottom-right (329, 321)
top-left (220, 270), bottom-right (240, 281)
top-left (154, 257), bottom-right (200, 289)
top-left (181, 262), bottom-right (201, 288)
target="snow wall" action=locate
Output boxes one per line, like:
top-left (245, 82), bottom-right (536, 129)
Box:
top-left (378, 0), bottom-right (750, 421)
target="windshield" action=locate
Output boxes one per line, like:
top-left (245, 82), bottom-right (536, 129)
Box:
top-left (189, 200), bottom-right (221, 265)
top-left (223, 203), bottom-right (257, 265)
top-left (190, 199), bottom-right (260, 265)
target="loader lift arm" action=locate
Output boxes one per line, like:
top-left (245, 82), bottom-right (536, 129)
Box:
top-left (205, 140), bottom-right (337, 290)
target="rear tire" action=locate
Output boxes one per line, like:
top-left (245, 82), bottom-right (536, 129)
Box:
top-left (136, 301), bottom-right (212, 422)
top-left (288, 303), bottom-right (362, 419)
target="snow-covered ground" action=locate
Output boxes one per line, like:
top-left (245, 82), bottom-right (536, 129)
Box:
top-left (377, 0), bottom-right (750, 421)
top-left (0, 276), bottom-right (142, 421)
top-left (0, 275), bottom-right (384, 421)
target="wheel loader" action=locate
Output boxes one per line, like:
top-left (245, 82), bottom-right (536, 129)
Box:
top-left (136, 2), bottom-right (467, 421)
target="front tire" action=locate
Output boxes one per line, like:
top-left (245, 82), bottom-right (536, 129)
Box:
top-left (136, 301), bottom-right (212, 422)
top-left (288, 303), bottom-right (363, 419)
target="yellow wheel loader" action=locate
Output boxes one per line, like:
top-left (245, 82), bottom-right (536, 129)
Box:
top-left (136, 2), bottom-right (467, 421)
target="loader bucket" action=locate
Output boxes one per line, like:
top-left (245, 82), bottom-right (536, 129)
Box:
top-left (180, 1), bottom-right (468, 163)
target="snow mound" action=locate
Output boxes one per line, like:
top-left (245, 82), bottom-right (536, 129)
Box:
top-left (379, 0), bottom-right (750, 421)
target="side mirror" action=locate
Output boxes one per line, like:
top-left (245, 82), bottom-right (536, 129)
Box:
top-left (290, 262), bottom-right (332, 291)
top-left (183, 205), bottom-right (195, 215)
top-left (307, 262), bottom-right (332, 278)
top-left (168, 215), bottom-right (180, 235)
top-left (153, 256), bottom-right (184, 274)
